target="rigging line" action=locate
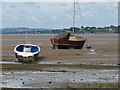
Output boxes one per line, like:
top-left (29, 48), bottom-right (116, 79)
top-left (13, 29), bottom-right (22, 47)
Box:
top-left (76, 0), bottom-right (84, 27)
top-left (77, 0), bottom-right (86, 35)
top-left (73, 0), bottom-right (76, 32)
top-left (77, 0), bottom-right (87, 39)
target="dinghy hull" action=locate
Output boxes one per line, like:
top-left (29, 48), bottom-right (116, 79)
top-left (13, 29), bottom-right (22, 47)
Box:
top-left (14, 44), bottom-right (40, 62)
top-left (15, 53), bottom-right (39, 62)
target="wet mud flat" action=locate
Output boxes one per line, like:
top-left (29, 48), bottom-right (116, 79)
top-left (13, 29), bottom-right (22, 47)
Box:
top-left (2, 69), bottom-right (118, 88)
top-left (1, 68), bottom-right (119, 88)
top-left (1, 63), bottom-right (119, 88)
top-left (1, 34), bottom-right (119, 89)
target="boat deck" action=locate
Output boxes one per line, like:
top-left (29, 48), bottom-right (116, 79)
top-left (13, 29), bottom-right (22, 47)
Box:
top-left (69, 35), bottom-right (86, 41)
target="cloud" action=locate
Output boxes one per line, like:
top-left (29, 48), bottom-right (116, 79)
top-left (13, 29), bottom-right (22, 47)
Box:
top-left (50, 3), bottom-right (68, 7)
top-left (66, 13), bottom-right (72, 18)
top-left (1, 2), bottom-right (118, 28)
top-left (26, 16), bottom-right (41, 23)
top-left (59, 3), bottom-right (68, 6)
top-left (82, 10), bottom-right (93, 18)
top-left (50, 15), bottom-right (57, 20)
top-left (0, 8), bottom-right (2, 17)
top-left (23, 2), bottom-right (40, 8)
top-left (1, 0), bottom-right (119, 2)
top-left (50, 3), bottom-right (57, 6)
top-left (20, 10), bottom-right (27, 14)
top-left (10, 4), bottom-right (18, 8)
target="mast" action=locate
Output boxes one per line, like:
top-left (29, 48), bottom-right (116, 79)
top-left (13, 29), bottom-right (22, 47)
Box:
top-left (73, 0), bottom-right (75, 32)
top-left (77, 1), bottom-right (84, 33)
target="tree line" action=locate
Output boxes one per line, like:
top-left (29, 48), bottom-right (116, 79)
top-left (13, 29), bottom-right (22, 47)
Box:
top-left (2, 25), bottom-right (119, 34)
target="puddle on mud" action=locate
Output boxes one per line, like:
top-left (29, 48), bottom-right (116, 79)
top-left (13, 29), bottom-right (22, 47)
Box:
top-left (1, 60), bottom-right (118, 66)
top-left (0, 61), bottom-right (20, 64)
top-left (38, 61), bottom-right (118, 66)
top-left (87, 51), bottom-right (98, 55)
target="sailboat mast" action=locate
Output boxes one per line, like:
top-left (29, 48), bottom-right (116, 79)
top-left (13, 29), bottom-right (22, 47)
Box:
top-left (73, 0), bottom-right (75, 32)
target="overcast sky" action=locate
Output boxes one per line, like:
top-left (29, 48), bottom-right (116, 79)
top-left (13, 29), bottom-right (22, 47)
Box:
top-left (1, 2), bottom-right (118, 29)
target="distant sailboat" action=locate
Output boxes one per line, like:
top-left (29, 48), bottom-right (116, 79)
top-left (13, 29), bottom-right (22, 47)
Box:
top-left (50, 0), bottom-right (87, 49)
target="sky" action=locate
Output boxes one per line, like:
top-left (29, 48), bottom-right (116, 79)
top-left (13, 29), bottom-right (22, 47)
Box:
top-left (1, 1), bottom-right (118, 29)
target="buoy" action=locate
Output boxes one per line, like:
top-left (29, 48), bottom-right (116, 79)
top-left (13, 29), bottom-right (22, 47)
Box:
top-left (22, 82), bottom-right (25, 85)
top-left (87, 43), bottom-right (91, 49)
top-left (22, 82), bottom-right (27, 85)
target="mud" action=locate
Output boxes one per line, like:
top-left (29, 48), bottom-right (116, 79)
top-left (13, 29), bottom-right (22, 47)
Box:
top-left (1, 69), bottom-right (118, 88)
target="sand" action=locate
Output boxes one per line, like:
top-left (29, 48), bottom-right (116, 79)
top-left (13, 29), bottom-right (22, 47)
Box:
top-left (1, 34), bottom-right (118, 65)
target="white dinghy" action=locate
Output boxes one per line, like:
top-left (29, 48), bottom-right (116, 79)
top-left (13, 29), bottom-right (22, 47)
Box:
top-left (14, 44), bottom-right (40, 62)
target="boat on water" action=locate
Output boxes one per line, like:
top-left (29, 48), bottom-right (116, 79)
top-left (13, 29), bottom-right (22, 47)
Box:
top-left (14, 44), bottom-right (40, 62)
top-left (50, 0), bottom-right (87, 49)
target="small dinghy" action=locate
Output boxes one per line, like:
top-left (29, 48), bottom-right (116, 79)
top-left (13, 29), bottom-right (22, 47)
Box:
top-left (14, 44), bottom-right (40, 62)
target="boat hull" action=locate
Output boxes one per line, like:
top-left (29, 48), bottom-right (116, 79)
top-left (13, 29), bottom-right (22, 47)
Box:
top-left (15, 53), bottom-right (39, 63)
top-left (50, 38), bottom-right (86, 49)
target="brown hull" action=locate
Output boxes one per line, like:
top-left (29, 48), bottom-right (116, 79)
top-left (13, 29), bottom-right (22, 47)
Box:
top-left (50, 38), bottom-right (86, 49)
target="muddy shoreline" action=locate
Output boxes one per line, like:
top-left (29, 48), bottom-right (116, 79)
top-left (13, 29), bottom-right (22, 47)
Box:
top-left (2, 62), bottom-right (119, 88)
top-left (2, 63), bottom-right (119, 71)
top-left (1, 34), bottom-right (119, 88)
top-left (2, 67), bottom-right (119, 88)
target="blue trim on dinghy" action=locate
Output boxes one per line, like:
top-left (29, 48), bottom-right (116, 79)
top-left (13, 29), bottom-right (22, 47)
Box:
top-left (16, 45), bottom-right (39, 52)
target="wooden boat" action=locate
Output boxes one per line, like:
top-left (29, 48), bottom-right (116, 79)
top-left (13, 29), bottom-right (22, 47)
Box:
top-left (50, 0), bottom-right (87, 49)
top-left (50, 31), bottom-right (87, 49)
top-left (14, 44), bottom-right (40, 62)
